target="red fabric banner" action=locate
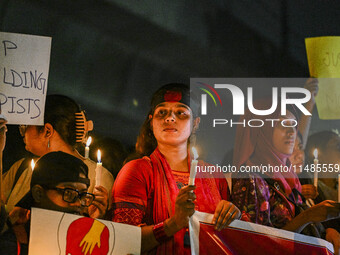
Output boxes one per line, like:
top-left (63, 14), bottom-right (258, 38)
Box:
top-left (189, 211), bottom-right (334, 255)
top-left (199, 223), bottom-right (333, 255)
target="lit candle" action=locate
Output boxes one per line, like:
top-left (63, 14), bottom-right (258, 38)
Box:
top-left (95, 149), bottom-right (102, 187)
top-left (85, 136), bottom-right (92, 159)
top-left (189, 147), bottom-right (198, 186)
top-left (31, 159), bottom-right (35, 171)
top-left (313, 149), bottom-right (318, 187)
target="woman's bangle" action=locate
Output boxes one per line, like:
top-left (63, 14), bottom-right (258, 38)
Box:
top-left (152, 221), bottom-right (171, 243)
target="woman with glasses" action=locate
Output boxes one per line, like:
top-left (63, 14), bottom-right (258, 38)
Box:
top-left (2, 95), bottom-right (113, 218)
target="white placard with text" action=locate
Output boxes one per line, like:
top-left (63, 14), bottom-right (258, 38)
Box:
top-left (0, 32), bottom-right (51, 124)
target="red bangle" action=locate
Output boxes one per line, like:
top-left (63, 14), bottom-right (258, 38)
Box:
top-left (153, 221), bottom-right (171, 243)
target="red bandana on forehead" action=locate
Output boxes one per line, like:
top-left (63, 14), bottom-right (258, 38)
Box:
top-left (164, 90), bottom-right (182, 102)
top-left (150, 83), bottom-right (199, 115)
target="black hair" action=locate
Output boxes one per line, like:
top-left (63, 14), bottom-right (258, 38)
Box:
top-left (296, 131), bottom-right (303, 144)
top-left (305, 130), bottom-right (338, 164)
top-left (37, 95), bottom-right (82, 147)
top-left (135, 113), bottom-right (157, 157)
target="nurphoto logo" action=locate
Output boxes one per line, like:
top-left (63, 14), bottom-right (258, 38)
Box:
top-left (199, 83), bottom-right (311, 116)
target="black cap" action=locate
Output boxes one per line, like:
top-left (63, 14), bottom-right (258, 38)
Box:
top-left (150, 83), bottom-right (199, 116)
top-left (17, 151), bottom-right (90, 209)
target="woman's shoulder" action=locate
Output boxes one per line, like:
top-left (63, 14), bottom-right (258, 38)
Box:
top-left (125, 157), bottom-right (151, 165)
top-left (232, 172), bottom-right (269, 189)
top-left (114, 157), bottom-right (154, 191)
top-left (119, 157), bottom-right (152, 176)
top-left (7, 158), bottom-right (26, 172)
top-left (83, 158), bottom-right (96, 168)
top-left (83, 158), bottom-right (114, 180)
top-left (3, 158), bottom-right (27, 183)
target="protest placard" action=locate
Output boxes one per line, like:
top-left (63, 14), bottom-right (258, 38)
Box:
top-left (305, 36), bottom-right (340, 78)
top-left (306, 36), bottom-right (340, 119)
top-left (29, 208), bottom-right (141, 255)
top-left (0, 32), bottom-right (51, 124)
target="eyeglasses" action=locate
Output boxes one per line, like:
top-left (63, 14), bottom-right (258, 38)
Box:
top-left (19, 125), bottom-right (28, 137)
top-left (49, 187), bottom-right (95, 207)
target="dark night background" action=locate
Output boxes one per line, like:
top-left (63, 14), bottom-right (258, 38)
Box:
top-left (1, 0), bottom-right (340, 170)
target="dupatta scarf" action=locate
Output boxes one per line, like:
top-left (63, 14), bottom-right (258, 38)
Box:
top-left (150, 148), bottom-right (223, 255)
top-left (232, 99), bottom-right (302, 212)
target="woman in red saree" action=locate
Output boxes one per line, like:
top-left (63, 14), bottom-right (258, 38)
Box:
top-left (111, 83), bottom-right (240, 254)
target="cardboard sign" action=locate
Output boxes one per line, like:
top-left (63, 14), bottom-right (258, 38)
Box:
top-left (29, 208), bottom-right (141, 255)
top-left (314, 78), bottom-right (340, 119)
top-left (305, 36), bottom-right (340, 78)
top-left (305, 37), bottom-right (340, 119)
top-left (0, 32), bottom-right (51, 125)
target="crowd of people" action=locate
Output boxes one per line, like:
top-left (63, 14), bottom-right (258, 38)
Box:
top-left (0, 81), bottom-right (339, 255)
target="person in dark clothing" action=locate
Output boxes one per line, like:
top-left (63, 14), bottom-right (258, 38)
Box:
top-left (0, 151), bottom-right (106, 255)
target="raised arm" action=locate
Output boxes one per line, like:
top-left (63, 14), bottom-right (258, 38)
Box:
top-left (299, 78), bottom-right (318, 149)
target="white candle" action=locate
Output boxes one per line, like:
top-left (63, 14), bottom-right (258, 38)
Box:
top-left (189, 147), bottom-right (198, 186)
top-left (313, 149), bottom-right (318, 187)
top-left (338, 174), bottom-right (340, 203)
top-left (306, 198), bottom-right (315, 207)
top-left (85, 136), bottom-right (92, 159)
top-left (95, 149), bottom-right (102, 187)
top-left (31, 159), bottom-right (35, 171)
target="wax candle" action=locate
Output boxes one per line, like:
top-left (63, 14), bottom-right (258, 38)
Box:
top-left (85, 136), bottom-right (92, 159)
top-left (313, 149), bottom-right (318, 187)
top-left (189, 147), bottom-right (198, 186)
top-left (31, 159), bottom-right (35, 171)
top-left (95, 149), bottom-right (102, 187)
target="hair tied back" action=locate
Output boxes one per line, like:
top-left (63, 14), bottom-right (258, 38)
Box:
top-left (75, 111), bottom-right (93, 143)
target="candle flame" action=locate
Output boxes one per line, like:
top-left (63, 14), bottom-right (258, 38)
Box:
top-left (313, 148), bottom-right (318, 159)
top-left (97, 149), bottom-right (101, 163)
top-left (86, 136), bottom-right (92, 147)
top-left (192, 147), bottom-right (199, 160)
top-left (31, 159), bottom-right (35, 171)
